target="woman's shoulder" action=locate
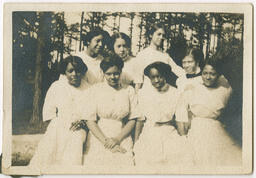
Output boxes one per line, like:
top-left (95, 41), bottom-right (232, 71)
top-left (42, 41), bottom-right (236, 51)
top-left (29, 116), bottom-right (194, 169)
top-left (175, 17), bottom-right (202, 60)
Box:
top-left (49, 79), bottom-right (66, 90)
top-left (121, 84), bottom-right (135, 94)
top-left (166, 85), bottom-right (180, 96)
top-left (88, 82), bottom-right (105, 91)
top-left (135, 47), bottom-right (152, 57)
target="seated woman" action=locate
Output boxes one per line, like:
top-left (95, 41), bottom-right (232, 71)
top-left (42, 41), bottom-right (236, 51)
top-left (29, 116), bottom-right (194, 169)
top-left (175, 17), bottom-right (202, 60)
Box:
top-left (82, 53), bottom-right (139, 170)
top-left (133, 62), bottom-right (193, 168)
top-left (185, 59), bottom-right (242, 167)
top-left (29, 56), bottom-right (90, 170)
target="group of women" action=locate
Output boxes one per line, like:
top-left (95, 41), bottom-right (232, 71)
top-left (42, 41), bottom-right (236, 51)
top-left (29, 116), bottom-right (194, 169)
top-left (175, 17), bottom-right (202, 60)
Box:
top-left (29, 23), bottom-right (242, 171)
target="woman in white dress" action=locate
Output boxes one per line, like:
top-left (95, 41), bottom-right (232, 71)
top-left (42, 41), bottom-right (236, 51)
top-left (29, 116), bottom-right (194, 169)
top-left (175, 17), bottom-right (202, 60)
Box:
top-left (29, 56), bottom-right (90, 170)
top-left (133, 23), bottom-right (185, 91)
top-left (74, 28), bottom-right (110, 85)
top-left (110, 32), bottom-right (136, 87)
top-left (176, 47), bottom-right (230, 91)
top-left (82, 53), bottom-right (139, 170)
top-left (134, 62), bottom-right (192, 168)
top-left (185, 59), bottom-right (242, 167)
top-left (176, 47), bottom-right (203, 91)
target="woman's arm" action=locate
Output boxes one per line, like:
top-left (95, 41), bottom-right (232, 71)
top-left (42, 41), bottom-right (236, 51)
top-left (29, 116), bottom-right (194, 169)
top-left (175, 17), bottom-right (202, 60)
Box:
top-left (114, 119), bottom-right (136, 144)
top-left (134, 120), bottom-right (144, 142)
top-left (86, 120), bottom-right (107, 144)
top-left (176, 121), bottom-right (187, 136)
top-left (135, 83), bottom-right (143, 93)
top-left (42, 82), bottom-right (59, 122)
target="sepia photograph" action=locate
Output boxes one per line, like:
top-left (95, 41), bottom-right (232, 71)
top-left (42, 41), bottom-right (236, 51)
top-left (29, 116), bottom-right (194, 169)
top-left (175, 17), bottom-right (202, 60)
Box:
top-left (2, 3), bottom-right (253, 175)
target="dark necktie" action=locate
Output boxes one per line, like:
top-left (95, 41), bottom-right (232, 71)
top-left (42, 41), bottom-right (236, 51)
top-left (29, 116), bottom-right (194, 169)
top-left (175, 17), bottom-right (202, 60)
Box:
top-left (186, 72), bottom-right (201, 79)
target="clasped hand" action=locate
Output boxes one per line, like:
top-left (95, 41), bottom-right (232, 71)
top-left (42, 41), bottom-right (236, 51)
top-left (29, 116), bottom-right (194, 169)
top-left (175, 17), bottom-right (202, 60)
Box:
top-left (104, 138), bottom-right (126, 153)
top-left (69, 120), bottom-right (86, 131)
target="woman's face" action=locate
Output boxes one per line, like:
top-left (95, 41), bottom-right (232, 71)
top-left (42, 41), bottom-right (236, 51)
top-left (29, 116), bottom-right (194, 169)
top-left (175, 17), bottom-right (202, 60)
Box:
top-left (202, 64), bottom-right (219, 87)
top-left (104, 66), bottom-right (122, 88)
top-left (148, 68), bottom-right (166, 90)
top-left (182, 55), bottom-right (198, 74)
top-left (65, 63), bottom-right (82, 87)
top-left (151, 28), bottom-right (165, 47)
top-left (88, 34), bottom-right (104, 56)
top-left (114, 38), bottom-right (129, 60)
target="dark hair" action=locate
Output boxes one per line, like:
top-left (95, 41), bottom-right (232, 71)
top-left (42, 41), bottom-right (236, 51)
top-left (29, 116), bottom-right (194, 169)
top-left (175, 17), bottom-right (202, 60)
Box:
top-left (183, 47), bottom-right (204, 64)
top-left (109, 32), bottom-right (131, 51)
top-left (147, 23), bottom-right (166, 37)
top-left (59, 55), bottom-right (88, 75)
top-left (100, 52), bottom-right (124, 73)
top-left (202, 58), bottom-right (222, 75)
top-left (82, 27), bottom-right (110, 47)
top-left (144, 62), bottom-right (178, 87)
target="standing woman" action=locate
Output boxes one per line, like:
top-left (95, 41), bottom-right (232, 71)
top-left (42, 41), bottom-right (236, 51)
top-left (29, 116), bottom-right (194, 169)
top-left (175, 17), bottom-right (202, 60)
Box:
top-left (134, 62), bottom-right (192, 168)
top-left (133, 23), bottom-right (185, 91)
top-left (176, 47), bottom-right (203, 91)
top-left (29, 56), bottom-right (90, 169)
top-left (75, 27), bottom-right (110, 85)
top-left (82, 53), bottom-right (139, 170)
top-left (110, 32), bottom-right (136, 87)
top-left (185, 59), bottom-right (242, 167)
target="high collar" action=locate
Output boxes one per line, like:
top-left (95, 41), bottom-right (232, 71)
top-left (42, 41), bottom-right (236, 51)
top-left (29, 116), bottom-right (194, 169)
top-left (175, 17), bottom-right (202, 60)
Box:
top-left (186, 67), bottom-right (201, 79)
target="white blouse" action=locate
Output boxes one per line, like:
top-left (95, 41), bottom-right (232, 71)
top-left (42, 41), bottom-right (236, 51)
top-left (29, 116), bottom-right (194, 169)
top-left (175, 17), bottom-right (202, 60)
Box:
top-left (43, 76), bottom-right (90, 123)
top-left (75, 51), bottom-right (104, 85)
top-left (133, 46), bottom-right (185, 84)
top-left (185, 82), bottom-right (232, 120)
top-left (138, 84), bottom-right (188, 123)
top-left (82, 82), bottom-right (139, 122)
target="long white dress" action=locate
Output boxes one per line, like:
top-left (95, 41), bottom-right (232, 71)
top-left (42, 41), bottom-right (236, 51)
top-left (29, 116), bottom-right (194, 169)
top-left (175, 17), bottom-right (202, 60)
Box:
top-left (186, 82), bottom-right (242, 167)
top-left (82, 82), bottom-right (139, 170)
top-left (133, 46), bottom-right (185, 89)
top-left (29, 77), bottom-right (90, 170)
top-left (134, 84), bottom-right (193, 168)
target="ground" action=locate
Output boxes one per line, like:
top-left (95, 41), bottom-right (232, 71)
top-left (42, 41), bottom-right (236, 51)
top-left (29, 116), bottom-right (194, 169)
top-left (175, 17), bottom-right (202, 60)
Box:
top-left (12, 109), bottom-right (49, 166)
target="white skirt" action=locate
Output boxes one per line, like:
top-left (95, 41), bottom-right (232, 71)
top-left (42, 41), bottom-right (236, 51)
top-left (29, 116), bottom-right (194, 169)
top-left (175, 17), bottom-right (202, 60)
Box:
top-left (188, 117), bottom-right (242, 167)
top-left (29, 118), bottom-right (87, 170)
top-left (134, 122), bottom-right (193, 168)
top-left (83, 119), bottom-right (134, 170)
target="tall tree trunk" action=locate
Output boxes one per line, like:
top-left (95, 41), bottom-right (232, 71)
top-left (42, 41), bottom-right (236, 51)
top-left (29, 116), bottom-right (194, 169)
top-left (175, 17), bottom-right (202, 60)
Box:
top-left (30, 12), bottom-right (44, 125)
top-left (60, 13), bottom-right (64, 61)
top-left (79, 12), bottom-right (84, 52)
top-left (206, 14), bottom-right (213, 59)
top-left (232, 19), bottom-right (236, 41)
top-left (138, 15), bottom-right (144, 52)
top-left (129, 13), bottom-right (134, 40)
top-left (118, 14), bottom-right (121, 32)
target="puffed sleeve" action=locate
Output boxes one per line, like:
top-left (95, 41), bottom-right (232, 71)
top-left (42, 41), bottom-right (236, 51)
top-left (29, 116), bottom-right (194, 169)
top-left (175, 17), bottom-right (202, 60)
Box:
top-left (175, 91), bottom-right (189, 122)
top-left (42, 82), bottom-right (59, 122)
top-left (136, 89), bottom-right (147, 121)
top-left (127, 86), bottom-right (140, 120)
top-left (80, 86), bottom-right (98, 121)
top-left (223, 85), bottom-right (232, 107)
